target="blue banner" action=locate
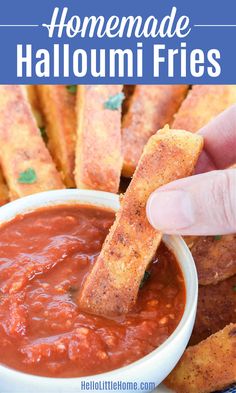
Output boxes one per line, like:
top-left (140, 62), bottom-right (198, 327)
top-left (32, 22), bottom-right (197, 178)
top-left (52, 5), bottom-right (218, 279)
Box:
top-left (1, 0), bottom-right (236, 83)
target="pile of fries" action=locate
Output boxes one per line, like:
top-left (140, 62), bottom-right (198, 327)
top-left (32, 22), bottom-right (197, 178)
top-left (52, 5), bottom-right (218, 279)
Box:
top-left (0, 84), bottom-right (235, 392)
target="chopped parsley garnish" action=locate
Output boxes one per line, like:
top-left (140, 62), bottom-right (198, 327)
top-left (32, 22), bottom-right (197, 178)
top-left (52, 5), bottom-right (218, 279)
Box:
top-left (39, 126), bottom-right (47, 139)
top-left (104, 92), bottom-right (125, 110)
top-left (140, 271), bottom-right (151, 289)
top-left (66, 85), bottom-right (77, 94)
top-left (233, 285), bottom-right (236, 292)
top-left (214, 235), bottom-right (222, 240)
top-left (18, 168), bottom-right (37, 184)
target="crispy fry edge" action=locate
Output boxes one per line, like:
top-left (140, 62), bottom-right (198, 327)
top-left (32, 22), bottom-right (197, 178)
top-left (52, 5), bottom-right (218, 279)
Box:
top-left (78, 127), bottom-right (203, 316)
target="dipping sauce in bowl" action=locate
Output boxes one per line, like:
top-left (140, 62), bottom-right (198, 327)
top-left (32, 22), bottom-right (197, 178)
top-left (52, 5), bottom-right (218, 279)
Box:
top-left (0, 204), bottom-right (185, 378)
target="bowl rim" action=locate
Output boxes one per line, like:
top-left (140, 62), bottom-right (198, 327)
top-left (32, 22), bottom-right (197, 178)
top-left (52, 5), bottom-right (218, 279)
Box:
top-left (0, 189), bottom-right (198, 383)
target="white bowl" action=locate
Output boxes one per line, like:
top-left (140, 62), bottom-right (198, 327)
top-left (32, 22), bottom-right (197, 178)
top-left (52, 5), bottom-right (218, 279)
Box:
top-left (0, 189), bottom-right (198, 393)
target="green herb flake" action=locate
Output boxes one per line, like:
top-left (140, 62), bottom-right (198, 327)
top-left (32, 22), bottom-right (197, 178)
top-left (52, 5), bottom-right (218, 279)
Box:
top-left (66, 85), bottom-right (77, 94)
top-left (140, 271), bottom-right (151, 289)
top-left (233, 285), bottom-right (236, 292)
top-left (18, 168), bottom-right (37, 184)
top-left (104, 92), bottom-right (125, 110)
top-left (39, 126), bottom-right (47, 139)
top-left (214, 235), bottom-right (222, 241)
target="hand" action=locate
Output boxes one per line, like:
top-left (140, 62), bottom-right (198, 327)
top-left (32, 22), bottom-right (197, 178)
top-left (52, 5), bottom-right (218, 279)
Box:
top-left (146, 104), bottom-right (236, 235)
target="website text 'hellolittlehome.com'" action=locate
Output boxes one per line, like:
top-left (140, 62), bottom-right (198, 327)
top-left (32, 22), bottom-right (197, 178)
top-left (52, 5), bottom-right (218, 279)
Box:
top-left (80, 380), bottom-right (156, 391)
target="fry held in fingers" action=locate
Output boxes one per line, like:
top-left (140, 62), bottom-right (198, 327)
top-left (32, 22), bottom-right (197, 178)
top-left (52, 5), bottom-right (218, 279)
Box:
top-left (122, 85), bottom-right (189, 177)
top-left (78, 127), bottom-right (203, 316)
top-left (0, 85), bottom-right (64, 199)
top-left (147, 169), bottom-right (236, 235)
top-left (75, 85), bottom-right (123, 193)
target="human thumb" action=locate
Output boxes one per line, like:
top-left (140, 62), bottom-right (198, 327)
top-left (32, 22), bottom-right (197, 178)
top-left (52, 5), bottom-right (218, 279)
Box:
top-left (146, 169), bottom-right (236, 236)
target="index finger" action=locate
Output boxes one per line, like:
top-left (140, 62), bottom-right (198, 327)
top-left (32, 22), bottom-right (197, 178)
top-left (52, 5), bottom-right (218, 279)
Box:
top-left (195, 104), bottom-right (236, 174)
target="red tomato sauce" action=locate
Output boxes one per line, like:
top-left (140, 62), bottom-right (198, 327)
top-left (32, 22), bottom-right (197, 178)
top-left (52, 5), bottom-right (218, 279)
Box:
top-left (0, 205), bottom-right (185, 377)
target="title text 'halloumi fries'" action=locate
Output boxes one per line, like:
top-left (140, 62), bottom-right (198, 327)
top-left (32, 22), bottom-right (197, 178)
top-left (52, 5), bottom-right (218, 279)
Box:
top-left (75, 85), bottom-right (123, 193)
top-left (122, 85), bottom-right (189, 177)
top-left (0, 85), bottom-right (64, 199)
top-left (78, 127), bottom-right (203, 316)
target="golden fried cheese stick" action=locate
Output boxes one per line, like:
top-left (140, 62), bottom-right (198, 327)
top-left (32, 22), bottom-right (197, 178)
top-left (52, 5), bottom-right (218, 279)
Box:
top-left (0, 170), bottom-right (9, 206)
top-left (122, 85), bottom-right (189, 177)
top-left (190, 234), bottom-right (236, 285)
top-left (24, 85), bottom-right (44, 128)
top-left (78, 127), bottom-right (203, 316)
top-left (185, 165), bottom-right (236, 284)
top-left (36, 85), bottom-right (76, 187)
top-left (173, 85), bottom-right (236, 132)
top-left (0, 86), bottom-right (64, 199)
top-left (165, 324), bottom-right (236, 393)
top-left (190, 275), bottom-right (236, 345)
top-left (25, 86), bottom-right (39, 112)
top-left (75, 85), bottom-right (123, 193)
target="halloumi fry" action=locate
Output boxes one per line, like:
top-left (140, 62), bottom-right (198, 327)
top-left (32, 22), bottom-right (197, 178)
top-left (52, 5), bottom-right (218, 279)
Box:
top-left (190, 274), bottom-right (236, 345)
top-left (75, 85), bottom-right (123, 193)
top-left (36, 85), bottom-right (76, 187)
top-left (190, 234), bottom-right (236, 285)
top-left (165, 324), bottom-right (236, 393)
top-left (78, 127), bottom-right (203, 316)
top-left (25, 85), bottom-right (44, 128)
top-left (0, 85), bottom-right (64, 199)
top-left (0, 170), bottom-right (9, 206)
top-left (121, 85), bottom-right (189, 177)
top-left (25, 85), bottom-right (39, 112)
top-left (173, 85), bottom-right (236, 132)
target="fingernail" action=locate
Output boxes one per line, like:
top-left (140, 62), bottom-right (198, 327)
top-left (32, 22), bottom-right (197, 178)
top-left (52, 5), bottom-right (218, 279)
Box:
top-left (146, 190), bottom-right (194, 232)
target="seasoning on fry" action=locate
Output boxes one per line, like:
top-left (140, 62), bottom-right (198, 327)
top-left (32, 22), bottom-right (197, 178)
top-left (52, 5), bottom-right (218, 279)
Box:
top-left (78, 127), bottom-right (203, 316)
top-left (0, 85), bottom-right (64, 199)
top-left (190, 275), bottom-right (236, 345)
top-left (191, 234), bottom-right (236, 285)
top-left (173, 85), bottom-right (236, 132)
top-left (165, 324), bottom-right (236, 393)
top-left (75, 85), bottom-right (123, 193)
top-left (121, 85), bottom-right (189, 177)
top-left (36, 85), bottom-right (76, 187)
